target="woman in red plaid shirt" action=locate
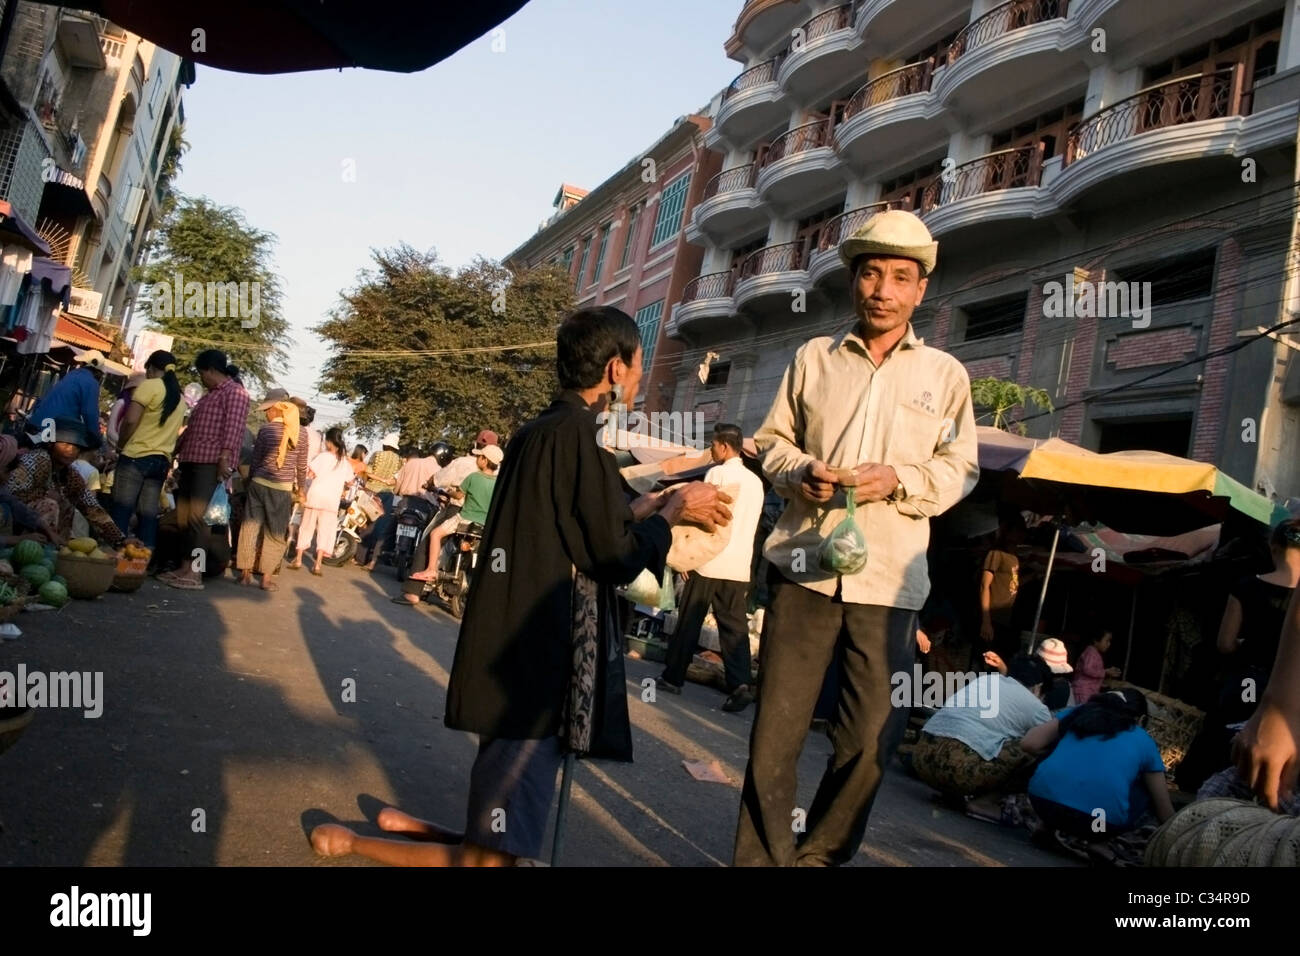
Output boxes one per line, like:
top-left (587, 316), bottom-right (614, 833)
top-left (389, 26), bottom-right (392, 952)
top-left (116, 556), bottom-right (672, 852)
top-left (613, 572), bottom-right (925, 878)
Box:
top-left (160, 350), bottom-right (250, 591)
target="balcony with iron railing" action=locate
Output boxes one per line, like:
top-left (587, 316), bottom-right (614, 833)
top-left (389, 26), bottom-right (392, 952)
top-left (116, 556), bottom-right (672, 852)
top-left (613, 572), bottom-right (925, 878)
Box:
top-left (917, 143), bottom-right (1046, 234)
top-left (836, 58), bottom-right (943, 171)
top-left (691, 164), bottom-right (768, 244)
top-left (713, 55), bottom-right (791, 150)
top-left (807, 199), bottom-right (910, 284)
top-left (727, 0), bottom-right (815, 60)
top-left (933, 0), bottom-right (1075, 111)
top-left (733, 241), bottom-right (810, 312)
top-left (672, 271), bottom-right (737, 337)
top-left (777, 3), bottom-right (861, 99)
top-left (755, 119), bottom-right (842, 208)
top-left (1051, 64), bottom-right (1298, 205)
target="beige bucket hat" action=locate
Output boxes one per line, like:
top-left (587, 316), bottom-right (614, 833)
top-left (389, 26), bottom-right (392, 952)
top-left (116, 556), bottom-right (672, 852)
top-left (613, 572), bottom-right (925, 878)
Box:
top-left (839, 208), bottom-right (938, 276)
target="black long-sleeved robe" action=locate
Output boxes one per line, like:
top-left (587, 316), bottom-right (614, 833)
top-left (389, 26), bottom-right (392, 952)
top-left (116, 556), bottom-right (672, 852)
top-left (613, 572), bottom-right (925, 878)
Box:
top-left (444, 390), bottom-right (671, 745)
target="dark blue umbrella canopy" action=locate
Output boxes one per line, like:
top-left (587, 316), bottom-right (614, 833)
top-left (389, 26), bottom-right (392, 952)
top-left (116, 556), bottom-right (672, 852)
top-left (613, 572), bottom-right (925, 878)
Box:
top-left (29, 1), bottom-right (530, 74)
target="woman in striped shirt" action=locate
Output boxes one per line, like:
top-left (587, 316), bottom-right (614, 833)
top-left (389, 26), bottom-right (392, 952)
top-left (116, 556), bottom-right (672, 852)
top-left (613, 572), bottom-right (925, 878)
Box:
top-left (236, 400), bottom-right (307, 591)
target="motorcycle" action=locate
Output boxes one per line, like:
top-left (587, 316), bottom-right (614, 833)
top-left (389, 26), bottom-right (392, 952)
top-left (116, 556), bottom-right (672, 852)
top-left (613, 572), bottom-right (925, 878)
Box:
top-left (420, 519), bottom-right (483, 619)
top-left (390, 495), bottom-right (437, 581)
top-left (321, 483), bottom-right (385, 567)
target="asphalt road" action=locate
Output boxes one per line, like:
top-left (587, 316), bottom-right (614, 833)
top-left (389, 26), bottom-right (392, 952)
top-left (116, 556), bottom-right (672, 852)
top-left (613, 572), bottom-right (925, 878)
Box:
top-left (0, 563), bottom-right (1068, 867)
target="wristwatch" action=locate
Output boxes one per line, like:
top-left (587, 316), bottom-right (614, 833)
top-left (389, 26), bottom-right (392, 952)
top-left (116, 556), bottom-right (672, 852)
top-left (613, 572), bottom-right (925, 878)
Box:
top-left (888, 480), bottom-right (907, 502)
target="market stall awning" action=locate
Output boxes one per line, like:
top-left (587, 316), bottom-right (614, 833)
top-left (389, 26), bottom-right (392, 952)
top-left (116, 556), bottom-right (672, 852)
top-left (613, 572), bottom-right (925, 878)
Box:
top-left (40, 167), bottom-right (96, 219)
top-left (976, 426), bottom-right (1284, 529)
top-left (29, 1), bottom-right (531, 74)
top-left (0, 201), bottom-right (51, 256)
top-left (53, 313), bottom-right (114, 351)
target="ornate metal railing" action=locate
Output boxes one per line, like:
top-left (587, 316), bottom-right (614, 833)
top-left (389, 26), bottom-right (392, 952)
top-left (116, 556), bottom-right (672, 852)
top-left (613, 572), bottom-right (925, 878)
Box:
top-left (815, 200), bottom-right (909, 253)
top-left (793, 3), bottom-right (854, 48)
top-left (702, 164), bottom-right (758, 200)
top-left (1063, 66), bottom-right (1246, 166)
top-left (722, 55), bottom-right (785, 102)
top-left (842, 59), bottom-right (935, 122)
top-left (948, 0), bottom-right (1069, 62)
top-left (681, 272), bottom-right (736, 303)
top-left (737, 242), bottom-right (807, 281)
top-left (919, 143), bottom-right (1044, 212)
top-left (760, 120), bottom-right (833, 167)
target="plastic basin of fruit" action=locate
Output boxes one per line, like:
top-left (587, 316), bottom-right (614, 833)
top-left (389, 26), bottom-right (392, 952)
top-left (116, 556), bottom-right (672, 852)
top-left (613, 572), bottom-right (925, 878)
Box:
top-left (54, 553), bottom-right (117, 599)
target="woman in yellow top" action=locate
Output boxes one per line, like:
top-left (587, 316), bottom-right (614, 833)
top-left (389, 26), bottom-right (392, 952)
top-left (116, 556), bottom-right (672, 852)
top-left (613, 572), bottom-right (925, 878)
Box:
top-left (108, 350), bottom-right (186, 548)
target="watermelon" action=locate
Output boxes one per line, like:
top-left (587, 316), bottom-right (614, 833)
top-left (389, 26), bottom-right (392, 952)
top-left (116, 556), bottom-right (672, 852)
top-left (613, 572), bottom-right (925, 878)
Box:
top-left (13, 539), bottom-right (44, 568)
top-left (38, 580), bottom-right (68, 608)
top-left (51, 575), bottom-right (67, 588)
top-left (21, 563), bottom-right (51, 588)
top-left (0, 546), bottom-right (12, 560)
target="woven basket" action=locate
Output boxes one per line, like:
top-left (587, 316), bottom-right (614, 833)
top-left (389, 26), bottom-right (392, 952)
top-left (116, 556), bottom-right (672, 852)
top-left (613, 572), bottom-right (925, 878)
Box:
top-left (1105, 680), bottom-right (1203, 776)
top-left (1146, 798), bottom-right (1300, 866)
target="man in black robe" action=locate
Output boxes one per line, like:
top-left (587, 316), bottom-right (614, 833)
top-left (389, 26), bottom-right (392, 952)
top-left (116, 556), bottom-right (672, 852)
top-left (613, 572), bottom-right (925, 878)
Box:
top-left (310, 306), bottom-right (729, 865)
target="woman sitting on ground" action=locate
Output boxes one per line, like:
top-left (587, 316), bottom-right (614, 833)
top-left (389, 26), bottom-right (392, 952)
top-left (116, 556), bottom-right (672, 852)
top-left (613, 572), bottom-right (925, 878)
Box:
top-left (3, 419), bottom-right (125, 548)
top-left (1071, 624), bottom-right (1123, 705)
top-left (911, 655), bottom-right (1054, 822)
top-left (1023, 687), bottom-right (1174, 851)
top-left (0, 434), bottom-right (62, 545)
top-left (984, 637), bottom-right (1079, 711)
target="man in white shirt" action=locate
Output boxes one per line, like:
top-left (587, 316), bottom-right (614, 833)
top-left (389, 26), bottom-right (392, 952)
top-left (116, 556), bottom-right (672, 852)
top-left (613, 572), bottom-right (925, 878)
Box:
top-left (657, 423), bottom-right (765, 712)
top-left (434, 429), bottom-right (499, 492)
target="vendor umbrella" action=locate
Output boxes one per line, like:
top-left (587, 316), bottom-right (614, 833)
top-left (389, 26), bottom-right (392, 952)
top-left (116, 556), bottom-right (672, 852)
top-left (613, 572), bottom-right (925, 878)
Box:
top-left (970, 427), bottom-right (1284, 654)
top-left (27, 1), bottom-right (531, 74)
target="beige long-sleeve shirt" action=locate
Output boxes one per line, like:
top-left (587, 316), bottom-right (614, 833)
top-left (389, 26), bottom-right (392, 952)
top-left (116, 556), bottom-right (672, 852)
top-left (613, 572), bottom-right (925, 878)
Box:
top-left (756, 322), bottom-right (979, 610)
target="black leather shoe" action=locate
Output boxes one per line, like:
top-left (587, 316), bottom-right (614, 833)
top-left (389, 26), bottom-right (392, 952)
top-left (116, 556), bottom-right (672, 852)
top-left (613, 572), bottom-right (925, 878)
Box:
top-left (722, 685), bottom-right (754, 713)
top-left (655, 676), bottom-right (682, 695)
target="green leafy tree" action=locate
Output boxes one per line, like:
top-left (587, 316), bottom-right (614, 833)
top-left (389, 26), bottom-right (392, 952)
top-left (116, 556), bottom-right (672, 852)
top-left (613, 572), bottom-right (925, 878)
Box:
top-left (134, 197), bottom-right (290, 389)
top-left (970, 377), bottom-right (1053, 434)
top-left (315, 245), bottom-right (573, 450)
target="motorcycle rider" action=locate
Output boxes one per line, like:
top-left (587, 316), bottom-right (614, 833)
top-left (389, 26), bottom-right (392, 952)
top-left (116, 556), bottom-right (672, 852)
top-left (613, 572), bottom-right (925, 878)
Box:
top-left (436, 430), bottom-right (498, 491)
top-left (408, 445), bottom-right (501, 583)
top-left (357, 432), bottom-right (401, 570)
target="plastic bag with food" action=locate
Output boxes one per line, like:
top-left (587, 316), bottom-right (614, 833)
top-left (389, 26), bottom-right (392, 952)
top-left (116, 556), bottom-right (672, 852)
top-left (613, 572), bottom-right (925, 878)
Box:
top-left (818, 490), bottom-right (867, 575)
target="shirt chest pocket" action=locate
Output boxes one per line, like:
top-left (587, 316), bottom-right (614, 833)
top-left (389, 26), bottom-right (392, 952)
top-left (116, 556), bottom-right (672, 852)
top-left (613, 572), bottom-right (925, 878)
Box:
top-left (885, 402), bottom-right (944, 465)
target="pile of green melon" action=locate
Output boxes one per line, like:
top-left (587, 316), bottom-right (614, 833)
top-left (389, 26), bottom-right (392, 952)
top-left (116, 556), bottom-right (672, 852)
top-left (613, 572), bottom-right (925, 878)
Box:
top-left (9, 539), bottom-right (68, 608)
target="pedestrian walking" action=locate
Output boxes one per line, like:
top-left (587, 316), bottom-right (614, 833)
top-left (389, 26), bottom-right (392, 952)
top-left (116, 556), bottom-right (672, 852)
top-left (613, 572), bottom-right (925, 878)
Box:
top-left (658, 422), bottom-right (765, 712)
top-left (309, 305), bottom-right (730, 865)
top-left (236, 398), bottom-right (306, 592)
top-left (289, 427), bottom-right (352, 575)
top-left (160, 350), bottom-right (249, 591)
top-left (734, 210), bottom-right (979, 866)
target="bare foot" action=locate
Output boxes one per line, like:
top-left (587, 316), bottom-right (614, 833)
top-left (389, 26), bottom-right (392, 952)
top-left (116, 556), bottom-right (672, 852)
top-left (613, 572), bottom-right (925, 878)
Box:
top-left (376, 807), bottom-right (462, 842)
top-left (238, 572), bottom-right (254, 587)
top-left (311, 823), bottom-right (355, 857)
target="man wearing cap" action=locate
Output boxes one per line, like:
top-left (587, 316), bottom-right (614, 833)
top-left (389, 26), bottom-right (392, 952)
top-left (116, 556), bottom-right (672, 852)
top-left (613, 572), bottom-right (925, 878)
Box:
top-left (435, 430), bottom-right (499, 491)
top-left (357, 432), bottom-right (403, 570)
top-left (28, 350), bottom-right (107, 448)
top-left (735, 209), bottom-right (979, 866)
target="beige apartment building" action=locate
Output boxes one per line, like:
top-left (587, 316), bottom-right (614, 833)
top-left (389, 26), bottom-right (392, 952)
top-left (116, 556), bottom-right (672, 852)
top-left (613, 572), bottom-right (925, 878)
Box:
top-left (0, 0), bottom-right (191, 337)
top-left (670, 0), bottom-right (1300, 498)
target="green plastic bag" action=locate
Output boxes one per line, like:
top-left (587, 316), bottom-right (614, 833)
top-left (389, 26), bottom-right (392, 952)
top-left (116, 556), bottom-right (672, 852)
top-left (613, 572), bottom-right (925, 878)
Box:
top-left (818, 493), bottom-right (868, 575)
top-left (658, 568), bottom-right (677, 612)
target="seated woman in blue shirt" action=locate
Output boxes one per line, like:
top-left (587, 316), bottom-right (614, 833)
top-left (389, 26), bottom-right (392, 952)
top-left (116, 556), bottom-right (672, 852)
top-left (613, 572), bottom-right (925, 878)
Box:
top-left (27, 352), bottom-right (105, 448)
top-left (1022, 687), bottom-right (1175, 844)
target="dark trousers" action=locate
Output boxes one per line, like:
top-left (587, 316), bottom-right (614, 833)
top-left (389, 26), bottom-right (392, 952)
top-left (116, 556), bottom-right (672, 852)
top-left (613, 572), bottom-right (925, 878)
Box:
top-left (662, 573), bottom-right (752, 692)
top-left (361, 491), bottom-right (395, 562)
top-left (734, 569), bottom-right (916, 867)
top-left (174, 462), bottom-right (219, 571)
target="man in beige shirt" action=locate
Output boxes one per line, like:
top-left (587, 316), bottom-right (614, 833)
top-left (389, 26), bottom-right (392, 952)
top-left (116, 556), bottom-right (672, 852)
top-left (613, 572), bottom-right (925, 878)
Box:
top-left (734, 210), bottom-right (979, 866)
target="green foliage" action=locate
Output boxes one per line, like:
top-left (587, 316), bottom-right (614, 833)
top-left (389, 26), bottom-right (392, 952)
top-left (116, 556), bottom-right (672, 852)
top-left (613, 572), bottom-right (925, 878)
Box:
top-left (315, 246), bottom-right (573, 450)
top-left (970, 377), bottom-right (1054, 434)
top-left (134, 197), bottom-right (290, 390)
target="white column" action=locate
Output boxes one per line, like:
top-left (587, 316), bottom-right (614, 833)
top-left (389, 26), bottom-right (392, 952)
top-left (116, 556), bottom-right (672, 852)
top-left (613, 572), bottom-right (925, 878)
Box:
top-left (1280, 0), bottom-right (1300, 71)
top-left (1084, 63), bottom-right (1141, 117)
top-left (846, 179), bottom-right (880, 207)
top-left (969, 0), bottom-right (998, 21)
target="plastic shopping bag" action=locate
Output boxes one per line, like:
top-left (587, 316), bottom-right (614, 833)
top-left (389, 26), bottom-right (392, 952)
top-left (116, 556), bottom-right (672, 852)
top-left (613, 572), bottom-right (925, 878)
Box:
top-left (818, 492), bottom-right (867, 575)
top-left (657, 567), bottom-right (677, 612)
top-left (204, 483), bottom-right (231, 526)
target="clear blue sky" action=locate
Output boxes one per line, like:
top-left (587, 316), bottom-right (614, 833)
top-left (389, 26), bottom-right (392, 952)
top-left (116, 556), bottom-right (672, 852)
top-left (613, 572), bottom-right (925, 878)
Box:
top-left (158, 0), bottom-right (741, 427)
